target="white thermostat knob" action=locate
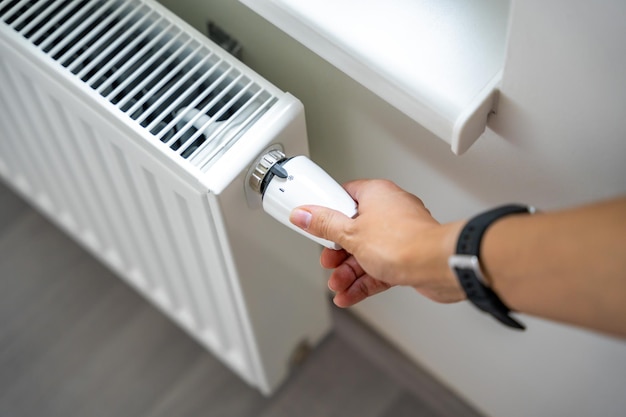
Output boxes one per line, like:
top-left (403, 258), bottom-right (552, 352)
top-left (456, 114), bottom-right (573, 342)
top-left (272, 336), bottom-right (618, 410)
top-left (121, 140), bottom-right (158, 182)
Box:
top-left (251, 151), bottom-right (357, 250)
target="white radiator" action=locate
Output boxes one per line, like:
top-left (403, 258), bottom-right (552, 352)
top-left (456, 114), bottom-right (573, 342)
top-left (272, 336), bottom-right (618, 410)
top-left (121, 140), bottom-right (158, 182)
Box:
top-left (0, 0), bottom-right (331, 394)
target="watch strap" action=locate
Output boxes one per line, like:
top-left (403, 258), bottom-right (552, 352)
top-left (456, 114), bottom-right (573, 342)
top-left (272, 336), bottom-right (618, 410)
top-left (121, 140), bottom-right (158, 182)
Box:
top-left (452, 262), bottom-right (525, 329)
top-left (452, 204), bottom-right (533, 330)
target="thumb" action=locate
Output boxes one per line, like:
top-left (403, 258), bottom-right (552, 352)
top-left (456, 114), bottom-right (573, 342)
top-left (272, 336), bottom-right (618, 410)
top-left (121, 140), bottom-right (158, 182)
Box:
top-left (290, 205), bottom-right (352, 247)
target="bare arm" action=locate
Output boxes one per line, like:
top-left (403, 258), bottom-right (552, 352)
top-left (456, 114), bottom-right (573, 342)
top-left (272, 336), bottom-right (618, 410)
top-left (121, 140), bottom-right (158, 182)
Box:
top-left (289, 179), bottom-right (626, 337)
top-left (482, 197), bottom-right (626, 336)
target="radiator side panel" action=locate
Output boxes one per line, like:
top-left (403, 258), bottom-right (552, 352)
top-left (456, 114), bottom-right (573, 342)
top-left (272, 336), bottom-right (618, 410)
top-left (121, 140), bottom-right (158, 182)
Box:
top-left (213, 116), bottom-right (333, 393)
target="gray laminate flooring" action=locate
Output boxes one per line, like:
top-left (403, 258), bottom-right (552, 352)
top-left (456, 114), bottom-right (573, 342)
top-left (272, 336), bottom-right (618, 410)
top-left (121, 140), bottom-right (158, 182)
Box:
top-left (0, 180), bottom-right (482, 417)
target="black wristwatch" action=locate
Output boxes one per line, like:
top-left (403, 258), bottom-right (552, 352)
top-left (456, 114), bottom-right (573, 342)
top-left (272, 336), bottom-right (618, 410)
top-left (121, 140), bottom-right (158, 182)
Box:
top-left (448, 204), bottom-right (535, 330)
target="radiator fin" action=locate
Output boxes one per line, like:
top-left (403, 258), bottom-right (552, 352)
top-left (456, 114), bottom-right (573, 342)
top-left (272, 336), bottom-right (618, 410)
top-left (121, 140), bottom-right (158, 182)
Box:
top-left (0, 59), bottom-right (56, 212)
top-left (0, 0), bottom-right (277, 172)
top-left (18, 69), bottom-right (91, 235)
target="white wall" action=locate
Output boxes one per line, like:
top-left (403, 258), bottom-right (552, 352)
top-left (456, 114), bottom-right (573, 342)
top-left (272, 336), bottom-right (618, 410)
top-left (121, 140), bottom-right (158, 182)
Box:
top-left (158, 1), bottom-right (626, 416)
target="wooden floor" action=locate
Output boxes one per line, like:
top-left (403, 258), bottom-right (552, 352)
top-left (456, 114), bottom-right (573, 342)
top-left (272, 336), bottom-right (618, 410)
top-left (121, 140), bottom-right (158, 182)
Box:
top-left (0, 181), bottom-right (482, 417)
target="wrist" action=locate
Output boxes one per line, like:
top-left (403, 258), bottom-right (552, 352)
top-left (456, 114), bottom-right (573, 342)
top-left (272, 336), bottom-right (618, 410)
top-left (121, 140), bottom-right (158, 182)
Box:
top-left (406, 220), bottom-right (466, 303)
top-left (439, 220), bottom-right (467, 301)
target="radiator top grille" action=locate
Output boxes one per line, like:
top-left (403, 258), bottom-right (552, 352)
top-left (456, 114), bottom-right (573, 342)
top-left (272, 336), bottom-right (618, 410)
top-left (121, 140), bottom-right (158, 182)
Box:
top-left (0, 0), bottom-right (277, 172)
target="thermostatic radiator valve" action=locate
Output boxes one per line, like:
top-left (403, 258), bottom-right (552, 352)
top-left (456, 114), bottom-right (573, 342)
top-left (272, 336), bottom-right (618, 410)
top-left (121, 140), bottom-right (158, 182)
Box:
top-left (249, 149), bottom-right (357, 249)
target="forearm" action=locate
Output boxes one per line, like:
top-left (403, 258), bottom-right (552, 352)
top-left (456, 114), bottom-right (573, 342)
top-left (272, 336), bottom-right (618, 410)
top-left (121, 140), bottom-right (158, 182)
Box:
top-left (480, 197), bottom-right (626, 337)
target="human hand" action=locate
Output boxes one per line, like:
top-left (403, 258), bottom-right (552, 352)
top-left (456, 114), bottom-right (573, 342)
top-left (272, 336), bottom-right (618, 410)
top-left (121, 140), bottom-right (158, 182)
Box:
top-left (289, 179), bottom-right (465, 307)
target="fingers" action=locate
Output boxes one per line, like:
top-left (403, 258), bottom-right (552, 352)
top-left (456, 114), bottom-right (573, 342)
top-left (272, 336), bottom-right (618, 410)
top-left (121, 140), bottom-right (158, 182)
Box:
top-left (289, 179), bottom-right (409, 308)
top-left (342, 179), bottom-right (368, 201)
top-left (289, 205), bottom-right (353, 249)
top-left (327, 255), bottom-right (365, 292)
top-left (332, 274), bottom-right (392, 307)
top-left (343, 179), bottom-right (406, 206)
top-left (326, 254), bottom-right (391, 307)
top-left (320, 247), bottom-right (349, 269)
top-left (288, 179), bottom-right (397, 248)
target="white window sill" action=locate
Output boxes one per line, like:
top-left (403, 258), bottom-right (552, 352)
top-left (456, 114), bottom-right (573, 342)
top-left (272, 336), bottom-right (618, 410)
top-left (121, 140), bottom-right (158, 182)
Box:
top-left (239, 0), bottom-right (510, 154)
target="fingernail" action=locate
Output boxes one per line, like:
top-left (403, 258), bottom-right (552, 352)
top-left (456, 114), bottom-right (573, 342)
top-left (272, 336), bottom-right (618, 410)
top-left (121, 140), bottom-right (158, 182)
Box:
top-left (290, 209), bottom-right (312, 229)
